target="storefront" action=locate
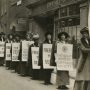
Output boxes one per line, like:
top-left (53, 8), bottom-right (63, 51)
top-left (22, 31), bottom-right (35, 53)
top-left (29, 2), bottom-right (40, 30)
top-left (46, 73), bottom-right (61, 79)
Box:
top-left (26, 0), bottom-right (88, 42)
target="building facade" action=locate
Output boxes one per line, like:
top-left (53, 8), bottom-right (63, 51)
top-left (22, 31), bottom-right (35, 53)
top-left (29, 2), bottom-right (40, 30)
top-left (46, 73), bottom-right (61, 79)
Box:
top-left (25, 0), bottom-right (88, 42)
top-left (0, 0), bottom-right (30, 37)
top-left (0, 0), bottom-right (88, 41)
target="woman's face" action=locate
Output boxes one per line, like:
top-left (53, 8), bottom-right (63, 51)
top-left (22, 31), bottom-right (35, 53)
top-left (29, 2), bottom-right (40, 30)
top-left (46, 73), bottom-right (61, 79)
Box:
top-left (46, 34), bottom-right (51, 40)
top-left (82, 32), bottom-right (89, 38)
top-left (26, 34), bottom-right (30, 40)
top-left (60, 34), bottom-right (66, 41)
top-left (1, 35), bottom-right (4, 38)
top-left (16, 36), bottom-right (20, 41)
top-left (9, 35), bottom-right (13, 39)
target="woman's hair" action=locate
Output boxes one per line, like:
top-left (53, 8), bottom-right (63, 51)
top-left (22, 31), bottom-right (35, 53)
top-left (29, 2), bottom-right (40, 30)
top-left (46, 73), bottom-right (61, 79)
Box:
top-left (44, 32), bottom-right (52, 42)
top-left (58, 32), bottom-right (69, 40)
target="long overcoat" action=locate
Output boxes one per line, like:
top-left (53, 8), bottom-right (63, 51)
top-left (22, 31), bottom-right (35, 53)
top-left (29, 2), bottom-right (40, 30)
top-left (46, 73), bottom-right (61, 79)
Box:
top-left (75, 38), bottom-right (90, 80)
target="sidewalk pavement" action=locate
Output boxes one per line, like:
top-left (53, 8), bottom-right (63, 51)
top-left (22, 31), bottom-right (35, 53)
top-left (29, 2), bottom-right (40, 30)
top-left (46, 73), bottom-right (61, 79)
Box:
top-left (0, 66), bottom-right (75, 90)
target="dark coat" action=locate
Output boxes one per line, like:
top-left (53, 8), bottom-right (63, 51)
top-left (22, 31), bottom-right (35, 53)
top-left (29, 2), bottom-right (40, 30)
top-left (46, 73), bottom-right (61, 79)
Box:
top-left (76, 37), bottom-right (90, 80)
top-left (28, 43), bottom-right (42, 69)
top-left (0, 37), bottom-right (6, 42)
top-left (39, 39), bottom-right (55, 68)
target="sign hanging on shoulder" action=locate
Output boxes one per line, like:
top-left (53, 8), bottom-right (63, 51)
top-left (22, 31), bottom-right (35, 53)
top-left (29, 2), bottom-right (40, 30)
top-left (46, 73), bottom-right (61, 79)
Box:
top-left (12, 43), bottom-right (20, 61)
top-left (0, 42), bottom-right (5, 57)
top-left (5, 43), bottom-right (12, 61)
top-left (31, 47), bottom-right (41, 69)
top-left (43, 44), bottom-right (55, 69)
top-left (56, 44), bottom-right (73, 71)
top-left (22, 41), bottom-right (30, 62)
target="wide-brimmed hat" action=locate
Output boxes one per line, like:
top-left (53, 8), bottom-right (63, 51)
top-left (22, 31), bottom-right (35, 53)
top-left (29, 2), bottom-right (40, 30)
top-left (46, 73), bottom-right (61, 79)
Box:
top-left (0, 32), bottom-right (5, 35)
top-left (58, 32), bottom-right (69, 39)
top-left (26, 31), bottom-right (33, 36)
top-left (33, 34), bottom-right (39, 39)
top-left (80, 27), bottom-right (89, 34)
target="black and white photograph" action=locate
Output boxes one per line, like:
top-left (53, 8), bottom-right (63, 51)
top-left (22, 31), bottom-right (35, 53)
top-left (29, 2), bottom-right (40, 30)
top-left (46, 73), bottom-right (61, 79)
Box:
top-left (0, 0), bottom-right (90, 90)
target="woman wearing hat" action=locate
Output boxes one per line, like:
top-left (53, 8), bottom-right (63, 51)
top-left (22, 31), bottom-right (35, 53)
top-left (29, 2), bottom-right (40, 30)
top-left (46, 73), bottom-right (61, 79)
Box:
top-left (28, 34), bottom-right (41, 80)
top-left (19, 32), bottom-right (34, 76)
top-left (55, 32), bottom-right (70, 89)
top-left (0, 32), bottom-right (6, 66)
top-left (42, 32), bottom-right (53, 85)
top-left (9, 34), bottom-right (21, 72)
top-left (6, 34), bottom-right (14, 69)
top-left (14, 34), bottom-right (21, 73)
top-left (73, 27), bottom-right (90, 90)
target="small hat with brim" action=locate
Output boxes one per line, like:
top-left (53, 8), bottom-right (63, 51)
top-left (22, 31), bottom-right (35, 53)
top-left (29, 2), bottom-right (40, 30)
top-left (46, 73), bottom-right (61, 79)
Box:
top-left (80, 27), bottom-right (89, 34)
top-left (58, 32), bottom-right (69, 39)
top-left (33, 34), bottom-right (39, 39)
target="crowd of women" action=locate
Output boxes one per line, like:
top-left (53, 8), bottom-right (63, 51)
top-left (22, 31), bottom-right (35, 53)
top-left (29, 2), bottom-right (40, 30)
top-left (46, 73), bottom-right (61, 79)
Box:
top-left (0, 26), bottom-right (90, 90)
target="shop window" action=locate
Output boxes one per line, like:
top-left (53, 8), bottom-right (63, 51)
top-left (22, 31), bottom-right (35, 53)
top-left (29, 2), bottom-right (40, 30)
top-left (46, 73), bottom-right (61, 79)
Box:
top-left (54, 9), bottom-right (59, 18)
top-left (59, 18), bottom-right (80, 28)
top-left (69, 4), bottom-right (80, 15)
top-left (60, 7), bottom-right (67, 17)
top-left (60, 4), bottom-right (80, 17)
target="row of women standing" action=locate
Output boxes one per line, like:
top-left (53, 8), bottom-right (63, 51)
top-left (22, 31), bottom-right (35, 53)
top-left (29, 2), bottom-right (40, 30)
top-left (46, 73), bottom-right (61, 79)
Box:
top-left (0, 27), bottom-right (89, 90)
top-left (0, 31), bottom-right (71, 89)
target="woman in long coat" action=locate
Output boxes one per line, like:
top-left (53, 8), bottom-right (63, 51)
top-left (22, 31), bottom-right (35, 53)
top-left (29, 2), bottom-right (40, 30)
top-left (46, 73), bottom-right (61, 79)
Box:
top-left (73, 27), bottom-right (90, 90)
top-left (6, 34), bottom-right (14, 69)
top-left (55, 32), bottom-right (70, 89)
top-left (0, 32), bottom-right (6, 66)
top-left (20, 32), bottom-right (34, 76)
top-left (42, 32), bottom-right (53, 85)
top-left (10, 34), bottom-right (21, 72)
top-left (28, 34), bottom-right (40, 80)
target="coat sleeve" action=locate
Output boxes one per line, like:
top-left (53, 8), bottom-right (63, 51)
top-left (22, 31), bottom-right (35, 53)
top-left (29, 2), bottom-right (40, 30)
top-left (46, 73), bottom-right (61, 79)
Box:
top-left (28, 45), bottom-right (32, 67)
top-left (18, 42), bottom-right (22, 61)
top-left (77, 42), bottom-right (89, 73)
top-left (38, 43), bottom-right (43, 67)
top-left (50, 41), bottom-right (56, 66)
top-left (80, 41), bottom-right (90, 53)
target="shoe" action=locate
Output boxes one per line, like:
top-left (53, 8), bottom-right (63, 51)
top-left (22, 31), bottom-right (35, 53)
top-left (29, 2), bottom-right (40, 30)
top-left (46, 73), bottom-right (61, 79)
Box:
top-left (62, 85), bottom-right (69, 89)
top-left (48, 82), bottom-right (53, 85)
top-left (57, 85), bottom-right (69, 89)
top-left (57, 86), bottom-right (63, 89)
top-left (44, 83), bottom-right (48, 85)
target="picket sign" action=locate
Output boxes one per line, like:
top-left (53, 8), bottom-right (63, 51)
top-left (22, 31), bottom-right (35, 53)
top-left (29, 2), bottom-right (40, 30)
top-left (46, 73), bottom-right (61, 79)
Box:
top-left (31, 47), bottom-right (41, 69)
top-left (0, 42), bottom-right (5, 57)
top-left (22, 41), bottom-right (30, 62)
top-left (56, 44), bottom-right (73, 71)
top-left (22, 41), bottom-right (34, 61)
top-left (43, 44), bottom-right (55, 69)
top-left (12, 43), bottom-right (20, 62)
top-left (5, 43), bottom-right (11, 61)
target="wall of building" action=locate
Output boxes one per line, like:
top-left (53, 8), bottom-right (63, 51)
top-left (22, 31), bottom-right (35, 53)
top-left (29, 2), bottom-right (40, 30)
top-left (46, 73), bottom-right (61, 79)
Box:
top-left (0, 0), bottom-right (30, 35)
top-left (26, 0), bottom-right (86, 42)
